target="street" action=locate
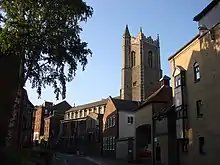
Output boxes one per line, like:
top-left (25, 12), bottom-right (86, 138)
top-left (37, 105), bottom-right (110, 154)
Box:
top-left (53, 153), bottom-right (100, 165)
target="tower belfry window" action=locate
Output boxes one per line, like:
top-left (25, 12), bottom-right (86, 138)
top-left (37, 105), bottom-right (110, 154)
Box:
top-left (148, 51), bottom-right (153, 68)
top-left (131, 51), bottom-right (136, 67)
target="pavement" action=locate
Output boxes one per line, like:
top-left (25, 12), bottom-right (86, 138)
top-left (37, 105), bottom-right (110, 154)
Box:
top-left (52, 153), bottom-right (140, 165)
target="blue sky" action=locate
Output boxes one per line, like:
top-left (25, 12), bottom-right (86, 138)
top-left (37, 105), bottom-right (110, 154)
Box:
top-left (26, 0), bottom-right (211, 106)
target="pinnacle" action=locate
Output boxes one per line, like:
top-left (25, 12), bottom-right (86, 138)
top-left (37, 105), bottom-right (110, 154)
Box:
top-left (123, 24), bottom-right (130, 37)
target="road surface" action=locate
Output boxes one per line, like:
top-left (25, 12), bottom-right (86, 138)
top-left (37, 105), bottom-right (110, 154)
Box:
top-left (54, 153), bottom-right (99, 165)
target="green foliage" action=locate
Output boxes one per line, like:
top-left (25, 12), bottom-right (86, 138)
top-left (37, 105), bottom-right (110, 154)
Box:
top-left (0, 0), bottom-right (93, 99)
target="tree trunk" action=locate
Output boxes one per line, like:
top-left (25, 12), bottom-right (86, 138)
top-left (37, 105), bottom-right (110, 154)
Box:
top-left (0, 55), bottom-right (20, 149)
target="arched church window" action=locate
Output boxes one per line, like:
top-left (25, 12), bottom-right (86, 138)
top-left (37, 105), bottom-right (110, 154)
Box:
top-left (148, 51), bottom-right (153, 68)
top-left (131, 51), bottom-right (136, 67)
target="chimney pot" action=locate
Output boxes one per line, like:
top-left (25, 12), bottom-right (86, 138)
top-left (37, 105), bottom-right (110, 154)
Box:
top-left (160, 75), bottom-right (171, 87)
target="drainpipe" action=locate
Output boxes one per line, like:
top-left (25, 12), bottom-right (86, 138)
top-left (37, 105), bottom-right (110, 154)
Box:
top-left (152, 116), bottom-right (156, 165)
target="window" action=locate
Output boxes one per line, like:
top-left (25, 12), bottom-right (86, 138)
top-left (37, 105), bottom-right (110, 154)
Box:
top-left (194, 62), bottom-right (200, 82)
top-left (175, 74), bottom-right (181, 88)
top-left (69, 112), bottom-right (72, 119)
top-left (110, 137), bottom-right (112, 150)
top-left (113, 137), bottom-right (115, 150)
top-left (112, 116), bottom-right (115, 126)
top-left (128, 116), bottom-right (134, 124)
top-left (107, 137), bottom-right (109, 150)
top-left (103, 137), bottom-right (106, 150)
top-left (148, 51), bottom-right (153, 68)
top-left (196, 100), bottom-right (203, 118)
top-left (199, 137), bottom-right (205, 154)
top-left (131, 51), bottom-right (136, 67)
top-left (96, 107), bottom-right (99, 113)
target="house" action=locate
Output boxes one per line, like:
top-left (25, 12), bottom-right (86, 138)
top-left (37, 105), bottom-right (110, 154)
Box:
top-left (168, 1), bottom-right (220, 164)
top-left (33, 101), bottom-right (53, 142)
top-left (58, 98), bottom-right (109, 153)
top-left (44, 101), bottom-right (71, 148)
top-left (152, 104), bottom-right (177, 165)
top-left (193, 0), bottom-right (220, 29)
top-left (134, 75), bottom-right (173, 164)
top-left (102, 96), bottom-right (139, 159)
top-left (84, 112), bottom-right (104, 156)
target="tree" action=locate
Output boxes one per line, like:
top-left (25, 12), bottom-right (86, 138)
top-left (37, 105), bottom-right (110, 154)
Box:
top-left (0, 0), bottom-right (93, 99)
top-left (0, 0), bottom-right (93, 148)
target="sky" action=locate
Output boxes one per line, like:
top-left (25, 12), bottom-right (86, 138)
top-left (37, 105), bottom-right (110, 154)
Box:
top-left (26, 0), bottom-right (211, 106)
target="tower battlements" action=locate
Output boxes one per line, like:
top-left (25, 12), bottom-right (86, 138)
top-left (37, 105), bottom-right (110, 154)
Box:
top-left (130, 32), bottom-right (159, 48)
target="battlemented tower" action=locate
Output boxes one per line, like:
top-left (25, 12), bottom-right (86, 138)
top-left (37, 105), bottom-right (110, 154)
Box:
top-left (120, 25), bottom-right (162, 101)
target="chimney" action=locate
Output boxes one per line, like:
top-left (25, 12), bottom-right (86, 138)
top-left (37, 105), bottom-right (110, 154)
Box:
top-left (160, 75), bottom-right (171, 87)
top-left (198, 25), bottom-right (208, 36)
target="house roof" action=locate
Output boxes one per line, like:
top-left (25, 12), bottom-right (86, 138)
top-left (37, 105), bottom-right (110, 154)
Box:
top-left (50, 101), bottom-right (71, 112)
top-left (66, 99), bottom-right (107, 113)
top-left (66, 96), bottom-right (120, 113)
top-left (110, 97), bottom-right (139, 111)
top-left (193, 0), bottom-right (220, 22)
top-left (134, 85), bottom-right (171, 111)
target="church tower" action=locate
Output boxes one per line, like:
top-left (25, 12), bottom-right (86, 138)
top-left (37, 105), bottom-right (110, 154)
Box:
top-left (120, 25), bottom-right (162, 101)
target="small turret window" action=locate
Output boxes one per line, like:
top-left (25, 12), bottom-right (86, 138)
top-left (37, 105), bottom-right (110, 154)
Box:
top-left (131, 51), bottom-right (136, 67)
top-left (148, 51), bottom-right (153, 68)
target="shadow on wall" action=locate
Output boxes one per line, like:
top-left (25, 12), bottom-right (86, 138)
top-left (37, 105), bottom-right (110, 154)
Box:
top-left (182, 24), bottom-right (220, 165)
top-left (0, 55), bottom-right (20, 147)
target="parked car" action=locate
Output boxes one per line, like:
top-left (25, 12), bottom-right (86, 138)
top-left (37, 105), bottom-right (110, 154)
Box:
top-left (138, 146), bottom-right (152, 157)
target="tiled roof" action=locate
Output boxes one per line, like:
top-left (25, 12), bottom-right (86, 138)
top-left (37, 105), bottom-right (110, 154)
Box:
top-left (66, 96), bottom-right (120, 113)
top-left (66, 99), bottom-right (107, 112)
top-left (50, 101), bottom-right (72, 112)
top-left (111, 98), bottom-right (139, 111)
top-left (134, 85), bottom-right (171, 111)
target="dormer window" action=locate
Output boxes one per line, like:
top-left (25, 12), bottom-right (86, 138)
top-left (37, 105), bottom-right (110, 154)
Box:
top-left (194, 62), bottom-right (200, 82)
top-left (131, 51), bottom-right (136, 67)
